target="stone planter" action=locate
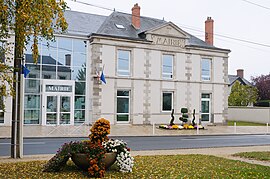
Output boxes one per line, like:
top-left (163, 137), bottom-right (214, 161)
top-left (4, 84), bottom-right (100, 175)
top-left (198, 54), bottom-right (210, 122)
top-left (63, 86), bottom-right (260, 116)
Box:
top-left (71, 153), bottom-right (117, 171)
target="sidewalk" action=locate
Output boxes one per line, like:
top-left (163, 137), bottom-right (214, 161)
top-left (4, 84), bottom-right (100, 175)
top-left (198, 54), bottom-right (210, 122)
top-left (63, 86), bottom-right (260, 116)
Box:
top-left (0, 125), bottom-right (269, 138)
top-left (1, 145), bottom-right (270, 167)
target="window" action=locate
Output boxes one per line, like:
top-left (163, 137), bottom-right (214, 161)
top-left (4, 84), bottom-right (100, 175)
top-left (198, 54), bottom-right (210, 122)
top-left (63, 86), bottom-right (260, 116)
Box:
top-left (74, 96), bottom-right (85, 124)
top-left (162, 54), bottom-right (173, 79)
top-left (43, 74), bottom-right (51, 79)
top-left (162, 92), bottom-right (173, 111)
top-left (28, 74), bottom-right (37, 88)
top-left (201, 93), bottom-right (211, 122)
top-left (28, 79), bottom-right (37, 88)
top-left (201, 58), bottom-right (211, 81)
top-left (115, 24), bottom-right (125, 29)
top-left (24, 95), bottom-right (40, 124)
top-left (0, 43), bottom-right (5, 63)
top-left (117, 90), bottom-right (130, 122)
top-left (0, 97), bottom-right (4, 124)
top-left (58, 76), bottom-right (66, 80)
top-left (117, 50), bottom-right (130, 76)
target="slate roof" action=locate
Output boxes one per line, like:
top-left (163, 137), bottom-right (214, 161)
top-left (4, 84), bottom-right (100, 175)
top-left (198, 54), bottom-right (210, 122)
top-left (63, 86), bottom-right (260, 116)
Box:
top-left (64, 11), bottom-right (107, 36)
top-left (63, 10), bottom-right (229, 51)
top-left (95, 11), bottom-right (166, 39)
top-left (228, 75), bottom-right (252, 86)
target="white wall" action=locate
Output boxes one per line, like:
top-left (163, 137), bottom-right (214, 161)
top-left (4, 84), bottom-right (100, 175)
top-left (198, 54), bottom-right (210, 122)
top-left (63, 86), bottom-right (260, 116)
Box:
top-left (228, 107), bottom-right (270, 124)
top-left (213, 56), bottom-right (224, 83)
top-left (191, 54), bottom-right (200, 81)
top-left (95, 37), bottom-right (229, 125)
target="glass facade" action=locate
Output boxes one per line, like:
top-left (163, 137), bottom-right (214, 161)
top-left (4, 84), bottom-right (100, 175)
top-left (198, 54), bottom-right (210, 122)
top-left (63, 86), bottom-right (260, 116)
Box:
top-left (24, 37), bottom-right (87, 125)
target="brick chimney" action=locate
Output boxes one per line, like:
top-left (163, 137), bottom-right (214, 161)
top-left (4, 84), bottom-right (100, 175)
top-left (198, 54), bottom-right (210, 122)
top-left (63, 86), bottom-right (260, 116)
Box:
top-left (205, 17), bottom-right (214, 45)
top-left (132, 3), bottom-right (140, 29)
top-left (237, 69), bottom-right (244, 78)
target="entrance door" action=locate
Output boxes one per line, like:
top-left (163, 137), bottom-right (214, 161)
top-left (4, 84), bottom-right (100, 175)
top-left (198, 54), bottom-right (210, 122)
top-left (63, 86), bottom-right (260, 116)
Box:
top-left (46, 95), bottom-right (71, 125)
top-left (201, 94), bottom-right (211, 122)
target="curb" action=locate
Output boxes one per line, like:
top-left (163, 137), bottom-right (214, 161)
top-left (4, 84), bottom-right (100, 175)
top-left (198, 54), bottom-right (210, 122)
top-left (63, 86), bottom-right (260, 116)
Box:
top-left (0, 133), bottom-right (269, 139)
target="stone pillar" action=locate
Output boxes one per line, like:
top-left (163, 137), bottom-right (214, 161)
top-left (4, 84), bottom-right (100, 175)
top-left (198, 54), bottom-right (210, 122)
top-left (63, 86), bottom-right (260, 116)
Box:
top-left (91, 44), bottom-right (102, 123)
top-left (143, 50), bottom-right (151, 124)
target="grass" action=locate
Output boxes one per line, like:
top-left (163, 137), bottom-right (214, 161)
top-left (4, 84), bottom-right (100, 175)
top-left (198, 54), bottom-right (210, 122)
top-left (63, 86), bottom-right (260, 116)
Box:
top-left (227, 120), bottom-right (266, 126)
top-left (0, 155), bottom-right (269, 178)
top-left (233, 151), bottom-right (270, 161)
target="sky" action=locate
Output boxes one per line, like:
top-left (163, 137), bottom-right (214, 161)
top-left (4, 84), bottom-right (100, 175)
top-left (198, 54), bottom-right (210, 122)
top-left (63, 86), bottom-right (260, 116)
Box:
top-left (66, 0), bottom-right (270, 81)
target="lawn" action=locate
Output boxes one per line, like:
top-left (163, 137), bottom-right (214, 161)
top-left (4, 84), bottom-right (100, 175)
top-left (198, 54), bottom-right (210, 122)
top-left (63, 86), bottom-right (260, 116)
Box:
top-left (233, 151), bottom-right (270, 161)
top-left (227, 121), bottom-right (266, 126)
top-left (0, 154), bottom-right (269, 178)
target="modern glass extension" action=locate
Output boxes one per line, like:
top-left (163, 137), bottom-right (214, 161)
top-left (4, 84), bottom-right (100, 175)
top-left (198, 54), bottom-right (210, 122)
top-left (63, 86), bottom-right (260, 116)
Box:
top-left (24, 37), bottom-right (87, 125)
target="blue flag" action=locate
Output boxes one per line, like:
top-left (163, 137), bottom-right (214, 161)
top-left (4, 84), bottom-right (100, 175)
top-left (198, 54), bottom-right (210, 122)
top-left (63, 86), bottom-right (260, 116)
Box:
top-left (22, 65), bottom-right (30, 78)
top-left (100, 70), bottom-right (106, 84)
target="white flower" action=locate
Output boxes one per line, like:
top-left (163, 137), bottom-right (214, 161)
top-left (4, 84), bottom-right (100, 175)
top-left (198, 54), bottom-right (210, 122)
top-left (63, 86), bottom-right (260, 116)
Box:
top-left (103, 139), bottom-right (134, 172)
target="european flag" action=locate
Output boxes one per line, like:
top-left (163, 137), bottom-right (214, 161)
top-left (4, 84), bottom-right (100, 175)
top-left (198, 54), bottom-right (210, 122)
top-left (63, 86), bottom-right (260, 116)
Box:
top-left (22, 65), bottom-right (30, 78)
top-left (100, 70), bottom-right (106, 84)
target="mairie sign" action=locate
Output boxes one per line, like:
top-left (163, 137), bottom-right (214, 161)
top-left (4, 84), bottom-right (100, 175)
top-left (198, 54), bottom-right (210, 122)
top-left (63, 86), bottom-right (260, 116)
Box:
top-left (151, 35), bottom-right (185, 48)
top-left (46, 85), bottom-right (72, 92)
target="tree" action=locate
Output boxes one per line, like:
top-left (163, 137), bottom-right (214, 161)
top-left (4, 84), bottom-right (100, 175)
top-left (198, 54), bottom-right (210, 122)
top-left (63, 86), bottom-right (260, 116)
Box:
top-left (251, 74), bottom-right (270, 100)
top-left (228, 81), bottom-right (258, 106)
top-left (0, 44), bottom-right (14, 110)
top-left (0, 0), bottom-right (68, 158)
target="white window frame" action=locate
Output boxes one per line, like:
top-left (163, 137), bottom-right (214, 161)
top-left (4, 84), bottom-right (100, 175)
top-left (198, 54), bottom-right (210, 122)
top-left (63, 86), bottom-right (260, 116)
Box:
top-left (162, 91), bottom-right (173, 112)
top-left (201, 93), bottom-right (211, 123)
top-left (117, 50), bottom-right (130, 76)
top-left (116, 90), bottom-right (130, 123)
top-left (201, 58), bottom-right (211, 81)
top-left (162, 54), bottom-right (173, 79)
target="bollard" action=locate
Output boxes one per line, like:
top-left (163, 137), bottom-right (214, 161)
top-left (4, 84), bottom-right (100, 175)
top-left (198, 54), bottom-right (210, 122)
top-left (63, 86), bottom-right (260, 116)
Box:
top-left (152, 122), bottom-right (155, 135)
top-left (234, 122), bottom-right (237, 134)
top-left (267, 123), bottom-right (269, 134)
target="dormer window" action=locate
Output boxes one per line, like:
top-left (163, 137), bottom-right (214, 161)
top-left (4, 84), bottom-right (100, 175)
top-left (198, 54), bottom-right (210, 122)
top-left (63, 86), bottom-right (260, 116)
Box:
top-left (115, 24), bottom-right (125, 29)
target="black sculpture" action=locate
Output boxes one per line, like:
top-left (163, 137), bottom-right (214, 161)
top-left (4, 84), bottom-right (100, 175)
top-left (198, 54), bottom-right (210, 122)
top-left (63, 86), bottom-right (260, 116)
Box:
top-left (179, 108), bottom-right (188, 123)
top-left (192, 109), bottom-right (196, 126)
top-left (169, 109), bottom-right (175, 126)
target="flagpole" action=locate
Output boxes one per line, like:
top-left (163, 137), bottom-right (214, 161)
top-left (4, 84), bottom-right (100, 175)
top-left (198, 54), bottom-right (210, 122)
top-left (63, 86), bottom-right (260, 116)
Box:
top-left (19, 60), bottom-right (26, 158)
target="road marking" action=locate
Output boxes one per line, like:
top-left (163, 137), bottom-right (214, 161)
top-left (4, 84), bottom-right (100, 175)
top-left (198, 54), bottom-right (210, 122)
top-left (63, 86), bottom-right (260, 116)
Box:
top-left (181, 136), bottom-right (270, 141)
top-left (0, 142), bottom-right (46, 145)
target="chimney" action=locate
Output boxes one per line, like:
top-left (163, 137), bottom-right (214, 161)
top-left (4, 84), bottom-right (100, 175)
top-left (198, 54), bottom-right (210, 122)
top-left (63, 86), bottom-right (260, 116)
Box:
top-left (237, 69), bottom-right (244, 78)
top-left (205, 17), bottom-right (214, 45)
top-left (132, 3), bottom-right (140, 29)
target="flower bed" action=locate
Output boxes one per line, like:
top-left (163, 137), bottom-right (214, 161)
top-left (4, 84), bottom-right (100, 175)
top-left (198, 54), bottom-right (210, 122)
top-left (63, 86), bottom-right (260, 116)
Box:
top-left (43, 118), bottom-right (134, 178)
top-left (159, 124), bottom-right (204, 130)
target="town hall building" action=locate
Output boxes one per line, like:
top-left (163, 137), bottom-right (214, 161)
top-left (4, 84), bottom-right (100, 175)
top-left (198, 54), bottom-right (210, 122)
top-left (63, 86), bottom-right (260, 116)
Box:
top-left (1, 4), bottom-right (230, 127)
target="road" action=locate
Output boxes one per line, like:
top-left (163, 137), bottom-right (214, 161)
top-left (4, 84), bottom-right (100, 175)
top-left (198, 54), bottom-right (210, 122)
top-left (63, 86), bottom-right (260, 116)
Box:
top-left (0, 135), bottom-right (270, 156)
